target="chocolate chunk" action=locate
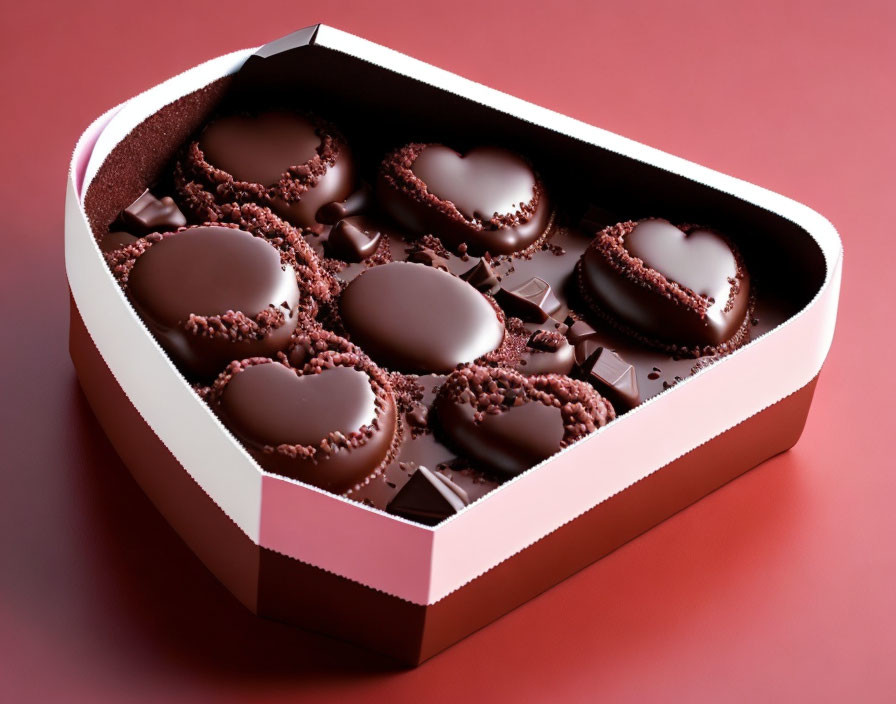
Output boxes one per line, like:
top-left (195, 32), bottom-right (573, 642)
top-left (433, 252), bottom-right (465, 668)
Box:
top-left (573, 338), bottom-right (603, 368)
top-left (316, 185), bottom-right (373, 224)
top-left (326, 219), bottom-right (382, 262)
top-left (119, 189), bottom-right (186, 235)
top-left (340, 262), bottom-right (504, 373)
top-left (583, 348), bottom-right (640, 412)
top-left (565, 318), bottom-right (599, 345)
top-left (216, 360), bottom-right (398, 493)
top-left (460, 258), bottom-right (500, 294)
top-left (527, 330), bottom-right (564, 353)
top-left (407, 246), bottom-right (449, 271)
top-left (495, 277), bottom-right (560, 323)
top-left (387, 466), bottom-right (470, 525)
top-left (100, 231), bottom-right (139, 254)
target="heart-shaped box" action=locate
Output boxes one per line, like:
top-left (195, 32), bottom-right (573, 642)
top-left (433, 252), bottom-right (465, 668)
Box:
top-left (65, 25), bottom-right (841, 665)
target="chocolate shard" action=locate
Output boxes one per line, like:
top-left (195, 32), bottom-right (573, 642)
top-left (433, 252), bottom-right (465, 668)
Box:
top-left (407, 246), bottom-right (450, 271)
top-left (573, 338), bottom-right (603, 368)
top-left (527, 330), bottom-right (564, 353)
top-left (316, 184), bottom-right (373, 225)
top-left (387, 466), bottom-right (469, 525)
top-left (460, 258), bottom-right (500, 294)
top-left (119, 189), bottom-right (187, 235)
top-left (565, 317), bottom-right (600, 345)
top-left (583, 347), bottom-right (640, 412)
top-left (326, 219), bottom-right (382, 262)
top-left (495, 277), bottom-right (561, 323)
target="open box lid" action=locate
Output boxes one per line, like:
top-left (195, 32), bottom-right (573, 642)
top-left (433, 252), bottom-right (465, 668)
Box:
top-left (66, 24), bottom-right (842, 606)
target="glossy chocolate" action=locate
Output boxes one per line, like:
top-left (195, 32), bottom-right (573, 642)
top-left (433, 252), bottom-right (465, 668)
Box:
top-left (411, 145), bottom-right (536, 222)
top-left (386, 466), bottom-right (470, 525)
top-left (495, 277), bottom-right (561, 323)
top-left (580, 219), bottom-right (752, 354)
top-left (200, 112), bottom-right (320, 185)
top-left (194, 111), bottom-right (357, 228)
top-left (100, 231), bottom-right (138, 254)
top-left (119, 189), bottom-right (186, 235)
top-left (217, 361), bottom-right (398, 493)
top-left (378, 143), bottom-right (552, 256)
top-left (339, 262), bottom-right (505, 373)
top-left (326, 217), bottom-right (382, 262)
top-left (581, 347), bottom-right (640, 412)
top-left (126, 226), bottom-right (301, 378)
top-left (435, 399), bottom-right (565, 478)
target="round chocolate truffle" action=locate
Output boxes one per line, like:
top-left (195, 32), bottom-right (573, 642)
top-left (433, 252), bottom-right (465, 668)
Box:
top-left (120, 226), bottom-right (305, 379)
top-left (433, 366), bottom-right (614, 478)
top-left (339, 262), bottom-right (505, 373)
top-left (175, 111), bottom-right (358, 230)
top-left (212, 354), bottom-right (398, 493)
top-left (378, 143), bottom-right (552, 256)
top-left (579, 219), bottom-right (753, 357)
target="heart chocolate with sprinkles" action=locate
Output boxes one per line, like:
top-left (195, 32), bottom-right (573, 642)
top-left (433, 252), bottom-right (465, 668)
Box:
top-left (208, 332), bottom-right (399, 493)
top-left (377, 143), bottom-right (553, 256)
top-left (578, 219), bottom-right (753, 357)
top-left (433, 365), bottom-right (614, 478)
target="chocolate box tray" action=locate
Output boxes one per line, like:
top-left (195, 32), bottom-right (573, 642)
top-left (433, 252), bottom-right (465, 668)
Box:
top-left (65, 25), bottom-right (842, 665)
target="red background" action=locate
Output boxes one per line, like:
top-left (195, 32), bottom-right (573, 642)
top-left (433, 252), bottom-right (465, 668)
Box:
top-left (1, 1), bottom-right (893, 701)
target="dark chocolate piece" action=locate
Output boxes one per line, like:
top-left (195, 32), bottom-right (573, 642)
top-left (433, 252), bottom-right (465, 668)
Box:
top-left (378, 143), bottom-right (552, 256)
top-left (573, 338), bottom-right (603, 368)
top-left (339, 262), bottom-right (504, 373)
top-left (433, 366), bottom-right (614, 477)
top-left (214, 358), bottom-right (398, 493)
top-left (407, 246), bottom-right (449, 271)
top-left (565, 318), bottom-right (599, 345)
top-left (495, 277), bottom-right (561, 323)
top-left (579, 219), bottom-right (752, 356)
top-left (119, 189), bottom-right (186, 235)
top-left (100, 231), bottom-right (139, 254)
top-left (316, 185), bottom-right (373, 224)
top-left (121, 226), bottom-right (302, 379)
top-left (460, 258), bottom-right (500, 294)
top-left (326, 218), bottom-right (382, 262)
top-left (386, 466), bottom-right (469, 525)
top-left (582, 347), bottom-right (640, 412)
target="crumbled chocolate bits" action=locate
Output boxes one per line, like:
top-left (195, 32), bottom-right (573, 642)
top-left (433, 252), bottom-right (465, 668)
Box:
top-left (527, 330), bottom-right (564, 353)
top-left (407, 246), bottom-right (450, 271)
top-left (387, 465), bottom-right (470, 525)
top-left (316, 184), bottom-right (373, 224)
top-left (460, 258), bottom-right (500, 294)
top-left (326, 219), bottom-right (382, 262)
top-left (406, 405), bottom-right (429, 429)
top-left (495, 277), bottom-right (561, 323)
top-left (582, 347), bottom-right (640, 412)
top-left (119, 189), bottom-right (187, 235)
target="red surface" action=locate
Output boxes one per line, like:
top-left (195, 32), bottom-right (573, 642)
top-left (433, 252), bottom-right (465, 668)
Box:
top-left (0, 1), bottom-right (893, 701)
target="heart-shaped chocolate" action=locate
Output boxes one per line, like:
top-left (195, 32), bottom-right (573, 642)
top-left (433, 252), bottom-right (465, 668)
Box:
top-left (377, 143), bottom-right (552, 256)
top-left (433, 366), bottom-right (614, 478)
top-left (210, 344), bottom-right (398, 493)
top-left (579, 219), bottom-right (753, 356)
top-left (107, 225), bottom-right (311, 379)
top-left (175, 110), bottom-right (357, 230)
